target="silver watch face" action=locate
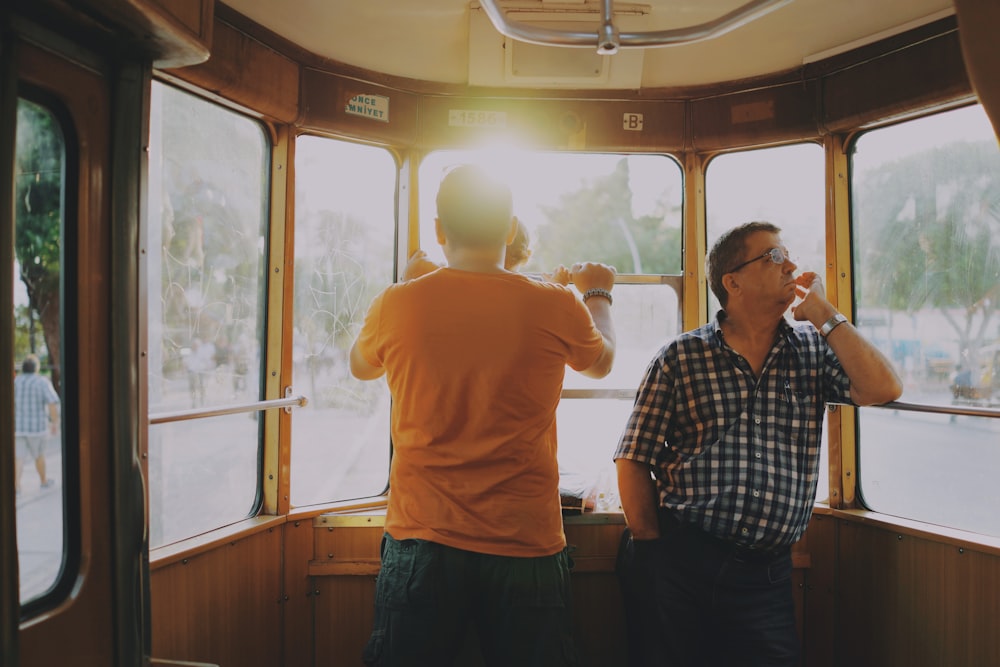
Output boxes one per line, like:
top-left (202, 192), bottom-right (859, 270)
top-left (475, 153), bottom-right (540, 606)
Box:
top-left (822, 313), bottom-right (846, 336)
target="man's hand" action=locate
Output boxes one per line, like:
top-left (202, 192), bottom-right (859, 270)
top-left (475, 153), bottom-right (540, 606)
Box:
top-left (543, 265), bottom-right (571, 286)
top-left (401, 249), bottom-right (442, 281)
top-left (791, 271), bottom-right (836, 327)
top-left (571, 262), bottom-right (617, 293)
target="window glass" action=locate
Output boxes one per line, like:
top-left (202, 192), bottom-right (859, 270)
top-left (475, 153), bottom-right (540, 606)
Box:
top-left (562, 283), bottom-right (679, 392)
top-left (419, 151), bottom-right (682, 274)
top-left (13, 98), bottom-right (67, 603)
top-left (147, 82), bottom-right (269, 546)
top-left (852, 104), bottom-right (1000, 537)
top-left (706, 143), bottom-right (830, 502)
top-left (289, 136), bottom-right (396, 507)
top-left (419, 150), bottom-right (684, 509)
top-left (559, 283), bottom-right (679, 493)
top-left (705, 144), bottom-right (826, 317)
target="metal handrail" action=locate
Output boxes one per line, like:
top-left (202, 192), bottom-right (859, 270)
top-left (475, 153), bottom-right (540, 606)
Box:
top-left (879, 400), bottom-right (1000, 420)
top-left (149, 394), bottom-right (308, 425)
top-left (478, 0), bottom-right (792, 54)
top-left (560, 393), bottom-right (1000, 420)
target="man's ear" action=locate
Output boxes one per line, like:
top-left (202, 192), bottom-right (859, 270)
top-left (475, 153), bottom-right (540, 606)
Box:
top-left (722, 272), bottom-right (740, 299)
top-left (435, 218), bottom-right (447, 246)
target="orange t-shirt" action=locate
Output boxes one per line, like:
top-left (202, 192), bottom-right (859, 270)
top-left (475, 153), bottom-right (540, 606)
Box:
top-left (355, 268), bottom-right (605, 557)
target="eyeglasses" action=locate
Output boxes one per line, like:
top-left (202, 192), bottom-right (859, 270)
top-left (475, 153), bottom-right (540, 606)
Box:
top-left (726, 247), bottom-right (790, 274)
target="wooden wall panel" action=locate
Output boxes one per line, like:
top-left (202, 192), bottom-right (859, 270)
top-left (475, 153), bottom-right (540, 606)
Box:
top-left (311, 524), bottom-right (383, 667)
top-left (150, 527), bottom-right (284, 667)
top-left (689, 80), bottom-right (822, 152)
top-left (837, 519), bottom-right (1000, 667)
top-left (299, 68), bottom-right (418, 146)
top-left (822, 29), bottom-right (971, 133)
top-left (47, 0), bottom-right (214, 67)
top-left (954, 0), bottom-right (1000, 137)
top-left (283, 520), bottom-right (316, 667)
top-left (800, 514), bottom-right (836, 667)
top-left (415, 97), bottom-right (685, 152)
top-left (564, 521), bottom-right (629, 667)
top-left (167, 18), bottom-right (299, 124)
top-left (310, 517), bottom-right (628, 667)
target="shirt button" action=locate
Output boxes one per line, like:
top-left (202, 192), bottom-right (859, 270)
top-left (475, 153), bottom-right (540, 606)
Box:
top-left (754, 417), bottom-right (761, 425)
top-left (755, 452), bottom-right (762, 459)
top-left (741, 527), bottom-right (750, 535)
top-left (752, 490), bottom-right (760, 498)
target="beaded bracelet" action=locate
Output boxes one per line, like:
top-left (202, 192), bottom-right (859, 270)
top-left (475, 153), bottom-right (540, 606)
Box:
top-left (582, 288), bottom-right (613, 306)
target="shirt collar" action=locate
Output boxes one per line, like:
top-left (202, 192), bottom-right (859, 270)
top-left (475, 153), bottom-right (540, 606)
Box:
top-left (712, 309), bottom-right (797, 343)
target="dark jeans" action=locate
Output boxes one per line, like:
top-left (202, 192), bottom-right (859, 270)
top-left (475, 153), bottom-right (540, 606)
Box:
top-left (616, 511), bottom-right (799, 667)
top-left (363, 533), bottom-right (578, 667)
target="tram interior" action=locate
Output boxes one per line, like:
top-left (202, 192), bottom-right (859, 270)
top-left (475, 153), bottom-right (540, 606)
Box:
top-left (5, 0), bottom-right (1000, 666)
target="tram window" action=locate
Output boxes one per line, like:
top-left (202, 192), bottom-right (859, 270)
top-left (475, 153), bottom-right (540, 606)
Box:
top-left (289, 136), bottom-right (395, 507)
top-left (12, 97), bottom-right (68, 605)
top-left (419, 150), bottom-right (684, 502)
top-left (146, 82), bottom-right (269, 547)
top-left (705, 143), bottom-right (831, 502)
top-left (852, 104), bottom-right (1000, 537)
top-left (419, 151), bottom-right (682, 273)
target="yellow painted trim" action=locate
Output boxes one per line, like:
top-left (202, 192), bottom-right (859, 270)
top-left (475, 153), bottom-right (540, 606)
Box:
top-left (825, 133), bottom-right (858, 508)
top-left (405, 149), bottom-right (424, 264)
top-left (262, 125), bottom-right (290, 515)
top-left (682, 152), bottom-right (708, 328)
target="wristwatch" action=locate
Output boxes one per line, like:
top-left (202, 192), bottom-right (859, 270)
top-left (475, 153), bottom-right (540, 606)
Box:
top-left (819, 312), bottom-right (848, 337)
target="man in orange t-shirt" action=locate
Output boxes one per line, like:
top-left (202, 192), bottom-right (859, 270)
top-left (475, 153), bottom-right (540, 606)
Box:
top-left (351, 164), bottom-right (616, 666)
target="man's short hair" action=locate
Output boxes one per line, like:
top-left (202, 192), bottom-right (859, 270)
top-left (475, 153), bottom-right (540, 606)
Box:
top-left (21, 355), bottom-right (39, 374)
top-left (436, 165), bottom-right (513, 248)
top-left (706, 221), bottom-right (781, 308)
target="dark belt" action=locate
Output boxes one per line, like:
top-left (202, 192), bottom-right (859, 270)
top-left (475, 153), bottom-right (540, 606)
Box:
top-left (657, 507), bottom-right (789, 564)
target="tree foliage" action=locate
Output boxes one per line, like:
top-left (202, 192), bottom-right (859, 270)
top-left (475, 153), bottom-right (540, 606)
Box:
top-left (530, 158), bottom-right (682, 274)
top-left (14, 99), bottom-right (63, 392)
top-left (855, 140), bottom-right (1000, 362)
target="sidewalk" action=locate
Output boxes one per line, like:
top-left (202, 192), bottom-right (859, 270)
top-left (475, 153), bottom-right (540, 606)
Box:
top-left (14, 435), bottom-right (64, 603)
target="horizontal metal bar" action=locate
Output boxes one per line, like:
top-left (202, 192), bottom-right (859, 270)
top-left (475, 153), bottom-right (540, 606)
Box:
top-left (559, 394), bottom-right (1000, 420)
top-left (478, 0), bottom-right (791, 52)
top-left (562, 388), bottom-right (636, 400)
top-left (149, 395), bottom-right (308, 425)
top-left (519, 273), bottom-right (681, 285)
top-left (875, 400), bottom-right (1000, 419)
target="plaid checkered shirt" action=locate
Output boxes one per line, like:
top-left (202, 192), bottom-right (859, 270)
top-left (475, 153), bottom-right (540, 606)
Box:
top-left (14, 371), bottom-right (60, 435)
top-left (614, 312), bottom-right (854, 550)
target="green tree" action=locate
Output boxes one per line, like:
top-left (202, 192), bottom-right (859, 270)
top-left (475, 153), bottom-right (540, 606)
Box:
top-left (856, 141), bottom-right (1000, 367)
top-left (14, 99), bottom-right (63, 392)
top-left (531, 158), bottom-right (682, 274)
top-left (13, 304), bottom-right (36, 362)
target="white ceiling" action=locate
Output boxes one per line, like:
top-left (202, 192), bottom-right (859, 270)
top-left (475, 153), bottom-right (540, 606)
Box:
top-left (222, 0), bottom-right (955, 90)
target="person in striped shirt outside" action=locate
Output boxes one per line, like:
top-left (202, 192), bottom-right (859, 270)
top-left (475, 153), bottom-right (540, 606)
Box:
top-left (14, 354), bottom-right (60, 494)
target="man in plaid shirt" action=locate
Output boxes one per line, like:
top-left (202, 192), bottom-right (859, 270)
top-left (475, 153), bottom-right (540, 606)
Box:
top-left (614, 222), bottom-right (902, 667)
top-left (14, 355), bottom-right (60, 494)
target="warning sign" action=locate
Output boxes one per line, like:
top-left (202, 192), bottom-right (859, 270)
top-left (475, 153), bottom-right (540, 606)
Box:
top-left (345, 94), bottom-right (389, 122)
